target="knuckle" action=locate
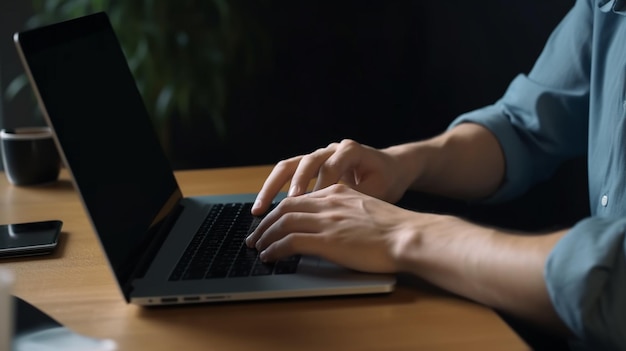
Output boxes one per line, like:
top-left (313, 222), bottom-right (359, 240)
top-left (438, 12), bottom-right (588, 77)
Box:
top-left (328, 183), bottom-right (350, 193)
top-left (322, 155), bottom-right (342, 170)
top-left (278, 196), bottom-right (295, 209)
top-left (280, 235), bottom-right (297, 252)
top-left (272, 213), bottom-right (291, 233)
top-left (299, 152), bottom-right (319, 166)
top-left (337, 139), bottom-right (360, 153)
top-left (279, 212), bottom-right (299, 228)
top-left (313, 146), bottom-right (328, 155)
top-left (339, 138), bottom-right (357, 147)
top-left (275, 158), bottom-right (294, 171)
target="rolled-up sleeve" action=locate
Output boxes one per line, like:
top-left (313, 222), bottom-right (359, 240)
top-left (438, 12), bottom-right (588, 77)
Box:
top-left (449, 74), bottom-right (589, 202)
top-left (448, 0), bottom-right (591, 203)
top-left (546, 219), bottom-right (626, 350)
top-left (446, 0), bottom-right (626, 349)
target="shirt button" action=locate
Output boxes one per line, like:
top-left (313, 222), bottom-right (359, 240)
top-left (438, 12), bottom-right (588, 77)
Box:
top-left (601, 194), bottom-right (609, 207)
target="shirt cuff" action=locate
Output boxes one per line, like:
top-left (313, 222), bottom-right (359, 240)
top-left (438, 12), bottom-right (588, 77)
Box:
top-left (545, 217), bottom-right (626, 349)
top-left (447, 105), bottom-right (535, 203)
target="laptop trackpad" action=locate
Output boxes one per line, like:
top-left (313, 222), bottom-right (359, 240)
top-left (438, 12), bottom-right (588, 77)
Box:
top-left (299, 256), bottom-right (352, 274)
top-left (299, 255), bottom-right (320, 269)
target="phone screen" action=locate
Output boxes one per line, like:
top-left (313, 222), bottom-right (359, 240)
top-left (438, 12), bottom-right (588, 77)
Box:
top-left (0, 220), bottom-right (62, 257)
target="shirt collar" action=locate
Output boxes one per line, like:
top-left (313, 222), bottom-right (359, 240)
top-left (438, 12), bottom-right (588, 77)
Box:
top-left (599, 0), bottom-right (626, 15)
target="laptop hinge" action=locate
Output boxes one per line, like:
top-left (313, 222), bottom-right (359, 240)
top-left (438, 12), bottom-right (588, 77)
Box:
top-left (121, 200), bottom-right (185, 300)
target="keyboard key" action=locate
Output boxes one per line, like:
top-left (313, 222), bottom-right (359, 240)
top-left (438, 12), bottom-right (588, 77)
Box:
top-left (251, 261), bottom-right (274, 276)
top-left (275, 256), bottom-right (301, 274)
top-left (169, 202), bottom-right (300, 281)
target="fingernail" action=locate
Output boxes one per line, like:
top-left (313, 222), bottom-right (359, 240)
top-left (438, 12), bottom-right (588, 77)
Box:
top-left (259, 250), bottom-right (267, 262)
top-left (252, 199), bottom-right (261, 211)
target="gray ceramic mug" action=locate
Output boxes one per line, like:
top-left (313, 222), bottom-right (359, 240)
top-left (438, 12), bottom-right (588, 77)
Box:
top-left (0, 127), bottom-right (61, 186)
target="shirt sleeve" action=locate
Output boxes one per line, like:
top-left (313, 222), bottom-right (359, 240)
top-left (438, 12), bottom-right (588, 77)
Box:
top-left (546, 218), bottom-right (626, 350)
top-left (447, 0), bottom-right (591, 203)
top-left (445, 0), bottom-right (626, 349)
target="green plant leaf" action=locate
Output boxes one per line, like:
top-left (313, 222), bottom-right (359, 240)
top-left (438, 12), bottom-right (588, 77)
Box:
top-left (4, 75), bottom-right (29, 101)
top-left (156, 84), bottom-right (175, 121)
top-left (12, 0), bottom-right (273, 150)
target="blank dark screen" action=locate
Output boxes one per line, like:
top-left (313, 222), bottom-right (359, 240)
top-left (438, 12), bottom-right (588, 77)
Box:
top-left (18, 13), bottom-right (180, 285)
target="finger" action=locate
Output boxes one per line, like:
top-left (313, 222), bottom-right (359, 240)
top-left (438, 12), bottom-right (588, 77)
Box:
top-left (289, 145), bottom-right (338, 196)
top-left (259, 233), bottom-right (322, 262)
top-left (254, 212), bottom-right (325, 251)
top-left (313, 139), bottom-right (361, 191)
top-left (246, 196), bottom-right (325, 247)
top-left (247, 198), bottom-right (290, 247)
top-left (252, 157), bottom-right (301, 216)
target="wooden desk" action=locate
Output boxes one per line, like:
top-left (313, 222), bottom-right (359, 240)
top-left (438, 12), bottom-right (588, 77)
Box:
top-left (0, 166), bottom-right (528, 351)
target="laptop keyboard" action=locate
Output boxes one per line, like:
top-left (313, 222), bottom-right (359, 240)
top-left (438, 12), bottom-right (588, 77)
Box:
top-left (168, 202), bottom-right (301, 281)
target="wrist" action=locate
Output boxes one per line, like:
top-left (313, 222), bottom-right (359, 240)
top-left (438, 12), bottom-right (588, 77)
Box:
top-left (390, 211), bottom-right (569, 332)
top-left (391, 212), bottom-right (453, 274)
top-left (386, 124), bottom-right (506, 199)
top-left (383, 140), bottom-right (438, 194)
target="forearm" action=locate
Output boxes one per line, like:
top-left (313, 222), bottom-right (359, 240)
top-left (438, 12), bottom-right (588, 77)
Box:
top-left (384, 123), bottom-right (505, 200)
top-left (394, 213), bottom-right (569, 333)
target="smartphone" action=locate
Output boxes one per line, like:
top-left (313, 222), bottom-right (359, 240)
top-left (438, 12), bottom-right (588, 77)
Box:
top-left (0, 220), bottom-right (62, 258)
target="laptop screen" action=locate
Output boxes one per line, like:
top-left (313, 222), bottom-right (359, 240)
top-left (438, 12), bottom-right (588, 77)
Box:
top-left (15, 13), bottom-right (181, 290)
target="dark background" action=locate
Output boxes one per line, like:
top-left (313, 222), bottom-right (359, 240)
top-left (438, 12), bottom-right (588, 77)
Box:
top-left (169, 1), bottom-right (575, 169)
top-left (1, 0), bottom-right (588, 227)
top-left (2, 1), bottom-right (574, 170)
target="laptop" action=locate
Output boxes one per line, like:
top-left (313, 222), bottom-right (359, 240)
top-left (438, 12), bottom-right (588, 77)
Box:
top-left (13, 12), bottom-right (395, 306)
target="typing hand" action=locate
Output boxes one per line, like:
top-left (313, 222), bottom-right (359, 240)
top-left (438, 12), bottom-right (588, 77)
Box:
top-left (247, 184), bottom-right (418, 274)
top-left (251, 139), bottom-right (405, 216)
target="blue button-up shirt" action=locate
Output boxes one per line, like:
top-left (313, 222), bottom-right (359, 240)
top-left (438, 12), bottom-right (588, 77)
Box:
top-left (450, 0), bottom-right (626, 349)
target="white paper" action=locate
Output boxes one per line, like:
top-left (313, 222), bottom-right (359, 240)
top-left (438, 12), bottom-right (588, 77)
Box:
top-left (13, 327), bottom-right (117, 351)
